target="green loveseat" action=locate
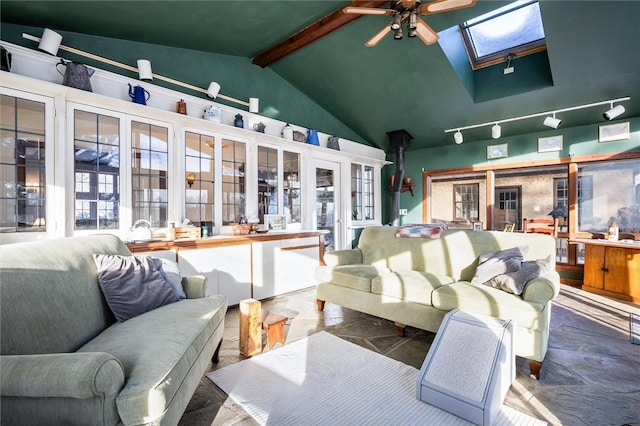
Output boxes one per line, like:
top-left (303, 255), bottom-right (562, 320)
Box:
top-left (316, 226), bottom-right (560, 379)
top-left (0, 234), bottom-right (228, 425)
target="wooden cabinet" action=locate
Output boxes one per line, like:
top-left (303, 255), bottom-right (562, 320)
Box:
top-left (582, 241), bottom-right (640, 303)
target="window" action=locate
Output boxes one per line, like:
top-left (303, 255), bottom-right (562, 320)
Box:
top-left (185, 131), bottom-right (214, 229)
top-left (283, 151), bottom-right (300, 224)
top-left (454, 184), bottom-right (479, 220)
top-left (73, 110), bottom-right (120, 230)
top-left (460, 0), bottom-right (546, 69)
top-left (258, 146), bottom-right (278, 223)
top-left (131, 121), bottom-right (168, 227)
top-left (0, 95), bottom-right (46, 233)
top-left (221, 139), bottom-right (246, 225)
top-left (351, 163), bottom-right (375, 222)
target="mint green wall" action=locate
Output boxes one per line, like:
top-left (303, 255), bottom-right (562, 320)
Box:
top-left (383, 117), bottom-right (640, 225)
top-left (1, 23), bottom-right (368, 144)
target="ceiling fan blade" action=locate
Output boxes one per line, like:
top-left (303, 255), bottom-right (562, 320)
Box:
top-left (343, 7), bottom-right (393, 15)
top-left (414, 18), bottom-right (439, 45)
top-left (418, 0), bottom-right (477, 15)
top-left (365, 24), bottom-right (392, 47)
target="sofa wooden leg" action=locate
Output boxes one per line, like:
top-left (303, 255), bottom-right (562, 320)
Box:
top-left (528, 360), bottom-right (542, 380)
top-left (316, 299), bottom-right (325, 311)
top-left (212, 339), bottom-right (223, 364)
top-left (394, 322), bottom-right (406, 337)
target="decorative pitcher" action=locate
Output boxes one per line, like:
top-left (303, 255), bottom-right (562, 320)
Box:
top-left (128, 84), bottom-right (150, 105)
top-left (234, 114), bottom-right (244, 128)
top-left (252, 122), bottom-right (266, 133)
top-left (57, 59), bottom-right (94, 92)
top-left (1, 47), bottom-right (11, 72)
top-left (307, 129), bottom-right (320, 146)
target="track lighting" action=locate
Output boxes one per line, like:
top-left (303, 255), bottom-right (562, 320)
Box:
top-left (603, 104), bottom-right (625, 120)
top-left (454, 130), bottom-right (463, 144)
top-left (444, 96), bottom-right (630, 144)
top-left (391, 14), bottom-right (402, 31)
top-left (137, 59), bottom-right (153, 81)
top-left (491, 124), bottom-right (501, 139)
top-left (543, 113), bottom-right (561, 129)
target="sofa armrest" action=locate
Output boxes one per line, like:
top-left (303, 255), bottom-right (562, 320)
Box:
top-left (522, 270), bottom-right (561, 305)
top-left (182, 275), bottom-right (208, 298)
top-left (0, 352), bottom-right (124, 399)
top-left (324, 249), bottom-right (363, 267)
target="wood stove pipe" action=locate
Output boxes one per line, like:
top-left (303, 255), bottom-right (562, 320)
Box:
top-left (386, 129), bottom-right (413, 226)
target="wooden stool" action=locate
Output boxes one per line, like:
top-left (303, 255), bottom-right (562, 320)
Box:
top-left (262, 312), bottom-right (288, 350)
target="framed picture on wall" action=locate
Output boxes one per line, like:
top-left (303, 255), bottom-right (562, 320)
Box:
top-left (487, 143), bottom-right (508, 159)
top-left (599, 122), bottom-right (630, 142)
top-left (538, 135), bottom-right (563, 152)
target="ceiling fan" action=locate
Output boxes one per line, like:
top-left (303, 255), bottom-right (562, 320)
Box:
top-left (344, 0), bottom-right (477, 47)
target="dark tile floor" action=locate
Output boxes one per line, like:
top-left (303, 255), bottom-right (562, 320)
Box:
top-left (179, 285), bottom-right (640, 426)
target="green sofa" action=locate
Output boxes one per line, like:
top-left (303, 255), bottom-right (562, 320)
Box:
top-left (316, 226), bottom-right (560, 379)
top-left (0, 234), bottom-right (228, 425)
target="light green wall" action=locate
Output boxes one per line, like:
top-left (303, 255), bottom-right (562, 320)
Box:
top-left (0, 23), bottom-right (368, 144)
top-left (383, 117), bottom-right (640, 224)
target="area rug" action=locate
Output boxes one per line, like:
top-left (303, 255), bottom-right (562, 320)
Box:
top-left (207, 331), bottom-right (546, 425)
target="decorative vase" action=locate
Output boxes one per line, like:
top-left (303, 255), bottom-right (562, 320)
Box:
top-left (234, 114), bottom-right (244, 128)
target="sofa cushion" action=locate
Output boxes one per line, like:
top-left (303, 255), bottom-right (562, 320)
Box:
top-left (78, 295), bottom-right (227, 426)
top-left (432, 281), bottom-right (546, 331)
top-left (94, 254), bottom-right (181, 322)
top-left (371, 270), bottom-right (455, 305)
top-left (329, 265), bottom-right (387, 292)
top-left (470, 246), bottom-right (528, 285)
top-left (485, 257), bottom-right (552, 295)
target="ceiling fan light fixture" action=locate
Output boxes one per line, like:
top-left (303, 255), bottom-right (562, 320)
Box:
top-left (393, 27), bottom-right (403, 40)
top-left (407, 12), bottom-right (417, 37)
top-left (492, 123), bottom-right (501, 139)
top-left (603, 104), bottom-right (625, 120)
top-left (391, 14), bottom-right (402, 31)
top-left (454, 130), bottom-right (463, 144)
top-left (543, 114), bottom-right (561, 129)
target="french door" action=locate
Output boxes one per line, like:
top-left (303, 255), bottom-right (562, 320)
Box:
top-left (313, 160), bottom-right (342, 252)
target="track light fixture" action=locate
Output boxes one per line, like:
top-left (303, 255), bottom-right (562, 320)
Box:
top-left (444, 96), bottom-right (630, 144)
top-left (454, 130), bottom-right (463, 144)
top-left (603, 103), bottom-right (625, 120)
top-left (491, 124), bottom-right (501, 139)
top-left (543, 113), bottom-right (561, 129)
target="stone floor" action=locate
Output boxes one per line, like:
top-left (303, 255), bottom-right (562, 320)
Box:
top-left (179, 285), bottom-right (640, 426)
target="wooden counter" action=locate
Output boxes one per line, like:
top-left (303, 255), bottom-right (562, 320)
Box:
top-left (574, 238), bottom-right (640, 303)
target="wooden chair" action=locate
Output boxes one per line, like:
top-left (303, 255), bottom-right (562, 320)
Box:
top-left (523, 217), bottom-right (559, 237)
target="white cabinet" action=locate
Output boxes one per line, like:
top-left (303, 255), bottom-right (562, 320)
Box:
top-left (252, 236), bottom-right (320, 300)
top-left (178, 245), bottom-right (252, 305)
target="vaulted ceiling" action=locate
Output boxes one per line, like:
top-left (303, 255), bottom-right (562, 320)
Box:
top-left (1, 1), bottom-right (639, 151)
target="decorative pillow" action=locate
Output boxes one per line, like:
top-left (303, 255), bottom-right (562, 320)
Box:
top-left (93, 254), bottom-right (181, 322)
top-left (485, 257), bottom-right (552, 295)
top-left (396, 223), bottom-right (447, 239)
top-left (470, 246), bottom-right (528, 286)
top-left (151, 257), bottom-right (186, 299)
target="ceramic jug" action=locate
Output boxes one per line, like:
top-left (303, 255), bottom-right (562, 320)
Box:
top-left (128, 84), bottom-right (150, 105)
top-left (307, 129), bottom-right (320, 146)
top-left (253, 122), bottom-right (266, 133)
top-left (1, 47), bottom-right (11, 72)
top-left (57, 60), bottom-right (94, 92)
top-left (282, 123), bottom-right (294, 140)
top-left (203, 105), bottom-right (221, 122)
top-left (234, 114), bottom-right (244, 128)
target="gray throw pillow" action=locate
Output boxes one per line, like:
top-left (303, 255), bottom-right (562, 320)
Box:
top-left (151, 257), bottom-right (186, 299)
top-left (485, 257), bottom-right (552, 295)
top-left (470, 245), bottom-right (528, 286)
top-left (94, 254), bottom-right (181, 322)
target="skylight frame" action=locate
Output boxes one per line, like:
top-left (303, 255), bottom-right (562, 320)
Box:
top-left (459, 0), bottom-right (547, 70)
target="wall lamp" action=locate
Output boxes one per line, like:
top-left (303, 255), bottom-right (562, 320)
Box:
top-left (186, 172), bottom-right (196, 188)
top-left (445, 96), bottom-right (630, 144)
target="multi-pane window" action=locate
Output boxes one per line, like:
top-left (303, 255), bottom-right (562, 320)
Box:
top-left (454, 184), bottom-right (479, 220)
top-left (73, 110), bottom-right (119, 230)
top-left (0, 95), bottom-right (46, 233)
top-left (351, 163), bottom-right (375, 222)
top-left (351, 164), bottom-right (362, 220)
top-left (185, 132), bottom-right (214, 230)
top-left (363, 166), bottom-right (374, 220)
top-left (258, 146), bottom-right (278, 223)
top-left (283, 151), bottom-right (300, 224)
top-left (221, 139), bottom-right (246, 225)
top-left (131, 121), bottom-right (168, 227)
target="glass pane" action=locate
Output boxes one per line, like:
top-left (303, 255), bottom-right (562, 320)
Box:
top-left (184, 131), bottom-right (215, 229)
top-left (283, 151), bottom-right (300, 224)
top-left (351, 163), bottom-right (362, 221)
top-left (222, 139), bottom-right (245, 225)
top-left (578, 159), bottom-right (640, 235)
top-left (258, 146), bottom-right (278, 223)
top-left (316, 167), bottom-right (335, 251)
top-left (0, 95), bottom-right (46, 233)
top-left (364, 165), bottom-right (374, 221)
top-left (431, 173), bottom-right (486, 228)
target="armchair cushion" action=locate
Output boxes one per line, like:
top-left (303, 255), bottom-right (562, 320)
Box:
top-left (93, 254), bottom-right (180, 322)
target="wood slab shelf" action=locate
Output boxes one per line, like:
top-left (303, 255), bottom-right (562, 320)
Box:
top-left (390, 184), bottom-right (414, 196)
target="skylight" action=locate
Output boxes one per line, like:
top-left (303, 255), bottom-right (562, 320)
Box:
top-left (460, 0), bottom-right (546, 69)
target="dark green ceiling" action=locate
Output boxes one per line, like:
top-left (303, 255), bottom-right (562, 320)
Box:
top-left (1, 0), bottom-right (639, 151)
